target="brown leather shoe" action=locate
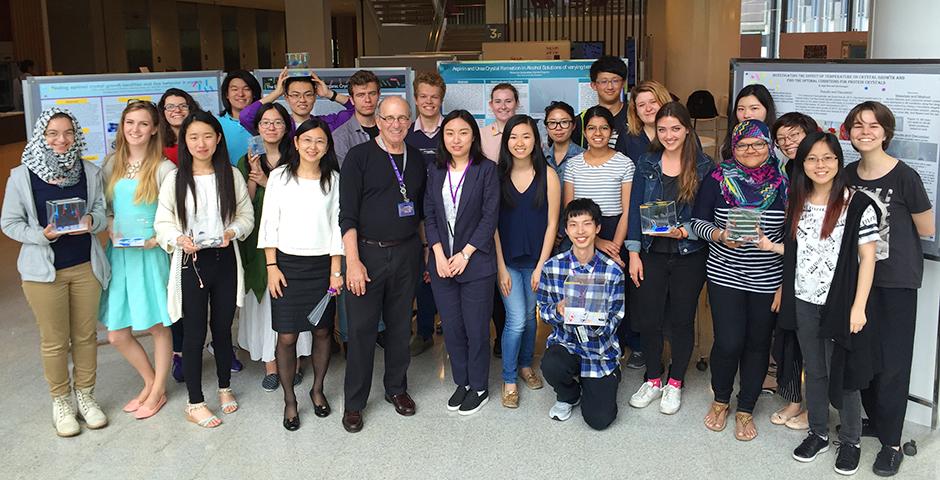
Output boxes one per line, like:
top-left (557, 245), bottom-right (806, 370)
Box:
top-left (384, 392), bottom-right (416, 416)
top-left (342, 410), bottom-right (363, 433)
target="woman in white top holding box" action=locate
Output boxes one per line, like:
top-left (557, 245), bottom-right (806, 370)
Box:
top-left (258, 117), bottom-right (344, 431)
top-left (154, 110), bottom-right (253, 429)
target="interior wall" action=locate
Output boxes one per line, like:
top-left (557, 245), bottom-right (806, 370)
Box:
top-left (378, 25), bottom-right (432, 56)
top-left (236, 7), bottom-right (259, 69)
top-left (47, 0), bottom-right (97, 75)
top-left (151, 0), bottom-right (182, 71)
top-left (779, 31), bottom-right (868, 59)
top-left (197, 3), bottom-right (224, 70)
top-left (10, 0), bottom-right (49, 73)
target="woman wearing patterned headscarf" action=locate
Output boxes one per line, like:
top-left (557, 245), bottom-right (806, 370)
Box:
top-left (0, 108), bottom-right (110, 438)
top-left (690, 119), bottom-right (788, 442)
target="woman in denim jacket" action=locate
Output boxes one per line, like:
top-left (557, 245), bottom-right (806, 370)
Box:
top-left (624, 102), bottom-right (713, 415)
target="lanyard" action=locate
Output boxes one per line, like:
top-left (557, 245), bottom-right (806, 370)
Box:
top-left (447, 163), bottom-right (470, 207)
top-left (377, 137), bottom-right (409, 202)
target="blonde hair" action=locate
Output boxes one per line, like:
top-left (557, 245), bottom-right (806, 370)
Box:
top-left (105, 102), bottom-right (165, 204)
top-left (627, 80), bottom-right (673, 136)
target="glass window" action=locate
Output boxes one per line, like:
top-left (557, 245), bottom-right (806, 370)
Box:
top-left (785, 0), bottom-right (849, 33)
top-left (256, 10), bottom-right (272, 69)
top-left (178, 3), bottom-right (202, 71)
top-left (124, 1), bottom-right (153, 72)
top-left (221, 7), bottom-right (240, 71)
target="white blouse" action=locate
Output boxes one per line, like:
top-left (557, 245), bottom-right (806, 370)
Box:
top-left (257, 166), bottom-right (344, 257)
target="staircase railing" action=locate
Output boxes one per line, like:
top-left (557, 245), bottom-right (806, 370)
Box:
top-left (426, 0), bottom-right (449, 52)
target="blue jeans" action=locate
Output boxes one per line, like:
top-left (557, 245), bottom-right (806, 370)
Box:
top-left (500, 266), bottom-right (537, 383)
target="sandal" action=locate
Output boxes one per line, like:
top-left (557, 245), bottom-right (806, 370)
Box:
top-left (218, 388), bottom-right (238, 414)
top-left (785, 410), bottom-right (809, 430)
top-left (704, 401), bottom-right (730, 432)
top-left (185, 402), bottom-right (222, 428)
top-left (770, 405), bottom-right (802, 425)
top-left (734, 412), bottom-right (757, 441)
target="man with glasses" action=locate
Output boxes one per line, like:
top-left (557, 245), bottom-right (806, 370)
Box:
top-left (339, 96), bottom-right (426, 433)
top-left (238, 67), bottom-right (354, 136)
top-left (571, 56), bottom-right (629, 150)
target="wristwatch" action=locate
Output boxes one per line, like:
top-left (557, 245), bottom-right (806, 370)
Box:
top-left (330, 90), bottom-right (337, 102)
top-left (333, 271), bottom-right (342, 278)
top-left (461, 251), bottom-right (471, 261)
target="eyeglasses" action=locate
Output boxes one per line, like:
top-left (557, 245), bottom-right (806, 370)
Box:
top-left (545, 119), bottom-right (573, 130)
top-left (258, 120), bottom-right (286, 129)
top-left (734, 142), bottom-right (769, 153)
top-left (286, 92), bottom-right (316, 100)
top-left (163, 103), bottom-right (190, 112)
top-left (595, 79), bottom-right (624, 88)
top-left (805, 154), bottom-right (839, 165)
top-left (44, 130), bottom-right (75, 141)
top-left (775, 132), bottom-right (804, 145)
top-left (379, 115), bottom-right (411, 124)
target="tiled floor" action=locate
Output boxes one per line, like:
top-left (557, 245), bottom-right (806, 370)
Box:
top-left (0, 142), bottom-right (937, 479)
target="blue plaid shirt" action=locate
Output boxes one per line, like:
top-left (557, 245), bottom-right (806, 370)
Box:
top-left (537, 249), bottom-right (625, 378)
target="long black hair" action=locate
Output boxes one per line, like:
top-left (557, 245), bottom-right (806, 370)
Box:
top-left (498, 114), bottom-right (548, 209)
top-left (285, 118), bottom-right (340, 194)
top-left (175, 110), bottom-right (237, 232)
top-left (219, 70), bottom-right (261, 116)
top-left (721, 84), bottom-right (777, 160)
top-left (436, 109), bottom-right (484, 168)
top-left (158, 88), bottom-right (201, 147)
top-left (785, 132), bottom-right (848, 241)
top-left (252, 102), bottom-right (294, 176)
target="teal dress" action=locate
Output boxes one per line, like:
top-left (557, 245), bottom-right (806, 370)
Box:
top-left (99, 178), bottom-right (171, 330)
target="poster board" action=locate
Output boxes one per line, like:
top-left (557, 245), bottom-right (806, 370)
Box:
top-left (437, 60), bottom-right (609, 132)
top-left (23, 71), bottom-right (223, 164)
top-left (731, 59), bottom-right (940, 429)
top-left (252, 67), bottom-right (413, 117)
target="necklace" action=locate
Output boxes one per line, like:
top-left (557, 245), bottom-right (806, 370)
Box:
top-left (125, 160), bottom-right (143, 179)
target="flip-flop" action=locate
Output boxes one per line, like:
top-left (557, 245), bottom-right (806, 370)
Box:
top-left (134, 395), bottom-right (167, 420)
top-left (704, 401), bottom-right (730, 432)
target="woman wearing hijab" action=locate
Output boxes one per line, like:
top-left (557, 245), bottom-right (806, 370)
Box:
top-left (1, 108), bottom-right (110, 437)
top-left (691, 120), bottom-right (788, 442)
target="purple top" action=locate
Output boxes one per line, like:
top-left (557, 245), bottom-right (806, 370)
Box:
top-left (238, 99), bottom-right (356, 136)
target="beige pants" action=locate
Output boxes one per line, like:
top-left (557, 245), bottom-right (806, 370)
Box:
top-left (22, 262), bottom-right (102, 397)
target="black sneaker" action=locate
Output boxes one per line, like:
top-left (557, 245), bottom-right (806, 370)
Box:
top-left (626, 351), bottom-right (646, 369)
top-left (793, 432), bottom-right (830, 462)
top-left (458, 390), bottom-right (489, 416)
top-left (834, 442), bottom-right (861, 476)
top-left (447, 386), bottom-right (468, 412)
top-left (872, 445), bottom-right (903, 477)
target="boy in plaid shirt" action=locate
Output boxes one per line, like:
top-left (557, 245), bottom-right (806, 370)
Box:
top-left (537, 198), bottom-right (625, 430)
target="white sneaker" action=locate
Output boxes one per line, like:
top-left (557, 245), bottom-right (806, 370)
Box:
top-left (52, 394), bottom-right (80, 437)
top-left (75, 387), bottom-right (108, 429)
top-left (549, 398), bottom-right (580, 421)
top-left (629, 381), bottom-right (662, 408)
top-left (660, 384), bottom-right (682, 414)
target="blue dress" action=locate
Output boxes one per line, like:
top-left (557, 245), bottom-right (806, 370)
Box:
top-left (99, 179), bottom-right (171, 330)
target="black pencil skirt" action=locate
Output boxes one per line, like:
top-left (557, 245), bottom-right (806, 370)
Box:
top-left (271, 251), bottom-right (335, 333)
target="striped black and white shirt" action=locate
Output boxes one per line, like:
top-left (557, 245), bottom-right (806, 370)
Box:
top-left (564, 151), bottom-right (635, 217)
top-left (691, 174), bottom-right (787, 294)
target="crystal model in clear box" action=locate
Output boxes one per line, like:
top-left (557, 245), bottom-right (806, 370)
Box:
top-left (248, 135), bottom-right (266, 157)
top-left (113, 213), bottom-right (152, 248)
top-left (285, 52), bottom-right (309, 69)
top-left (725, 207), bottom-right (762, 243)
top-left (640, 201), bottom-right (677, 235)
top-left (563, 273), bottom-right (608, 326)
top-left (46, 197), bottom-right (87, 233)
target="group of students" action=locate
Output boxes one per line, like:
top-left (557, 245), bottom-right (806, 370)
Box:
top-left (2, 55), bottom-right (933, 477)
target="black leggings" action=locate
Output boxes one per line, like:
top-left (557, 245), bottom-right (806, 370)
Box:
top-left (707, 282), bottom-right (776, 413)
top-left (181, 246), bottom-right (237, 404)
top-left (631, 250), bottom-right (706, 382)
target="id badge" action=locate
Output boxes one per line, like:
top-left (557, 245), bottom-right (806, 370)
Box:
top-left (398, 201), bottom-right (416, 217)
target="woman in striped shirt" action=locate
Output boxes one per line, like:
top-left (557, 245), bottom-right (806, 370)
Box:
top-left (692, 119), bottom-right (788, 442)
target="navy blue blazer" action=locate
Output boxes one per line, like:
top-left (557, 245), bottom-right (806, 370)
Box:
top-left (424, 159), bottom-right (500, 283)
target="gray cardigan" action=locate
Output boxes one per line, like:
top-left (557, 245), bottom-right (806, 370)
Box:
top-left (0, 162), bottom-right (110, 286)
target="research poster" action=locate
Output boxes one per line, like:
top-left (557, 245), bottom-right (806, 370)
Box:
top-left (733, 60), bottom-right (940, 254)
top-left (438, 60), bottom-right (604, 129)
top-left (24, 72), bottom-right (222, 164)
top-left (252, 68), bottom-right (413, 116)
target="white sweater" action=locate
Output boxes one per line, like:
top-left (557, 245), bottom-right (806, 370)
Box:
top-left (153, 167), bottom-right (254, 322)
top-left (257, 166), bottom-right (344, 257)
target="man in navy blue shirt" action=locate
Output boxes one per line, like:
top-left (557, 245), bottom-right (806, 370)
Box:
top-left (404, 72), bottom-right (446, 356)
